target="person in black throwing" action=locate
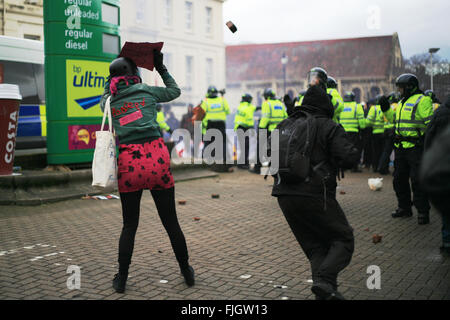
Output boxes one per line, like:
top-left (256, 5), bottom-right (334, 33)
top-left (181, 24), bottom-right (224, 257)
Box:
top-left (272, 84), bottom-right (359, 300)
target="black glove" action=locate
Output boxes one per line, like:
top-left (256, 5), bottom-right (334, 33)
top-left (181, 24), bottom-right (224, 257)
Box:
top-left (153, 50), bottom-right (167, 74)
top-left (379, 95), bottom-right (390, 112)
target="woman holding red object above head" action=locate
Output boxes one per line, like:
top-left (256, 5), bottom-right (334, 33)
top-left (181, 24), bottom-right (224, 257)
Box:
top-left (100, 50), bottom-right (194, 294)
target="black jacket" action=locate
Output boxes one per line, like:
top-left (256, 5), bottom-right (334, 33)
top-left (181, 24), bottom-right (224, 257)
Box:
top-left (424, 95), bottom-right (450, 150)
top-left (420, 123), bottom-right (450, 215)
top-left (272, 86), bottom-right (360, 197)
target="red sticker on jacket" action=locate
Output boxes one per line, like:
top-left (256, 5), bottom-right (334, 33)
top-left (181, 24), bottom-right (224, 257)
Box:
top-left (119, 110), bottom-right (143, 126)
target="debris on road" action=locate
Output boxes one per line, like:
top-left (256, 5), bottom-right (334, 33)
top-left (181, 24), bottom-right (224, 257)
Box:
top-left (340, 191), bottom-right (346, 195)
top-left (193, 217), bottom-right (201, 221)
top-left (82, 195), bottom-right (120, 200)
top-left (372, 234), bottom-right (383, 244)
top-left (239, 274), bottom-right (252, 279)
top-left (211, 194), bottom-right (220, 199)
top-left (178, 200), bottom-right (187, 205)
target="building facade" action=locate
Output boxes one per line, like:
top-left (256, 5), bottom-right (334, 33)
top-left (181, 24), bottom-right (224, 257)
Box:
top-left (121, 0), bottom-right (227, 121)
top-left (0, 0), bottom-right (44, 40)
top-left (226, 33), bottom-right (405, 109)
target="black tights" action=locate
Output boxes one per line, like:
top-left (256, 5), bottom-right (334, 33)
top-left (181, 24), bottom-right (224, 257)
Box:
top-left (118, 187), bottom-right (189, 275)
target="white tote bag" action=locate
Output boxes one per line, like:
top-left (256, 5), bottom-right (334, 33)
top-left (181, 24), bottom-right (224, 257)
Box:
top-left (92, 96), bottom-right (117, 190)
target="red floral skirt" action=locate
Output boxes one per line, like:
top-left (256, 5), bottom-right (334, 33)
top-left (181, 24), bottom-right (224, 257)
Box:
top-left (117, 138), bottom-right (174, 193)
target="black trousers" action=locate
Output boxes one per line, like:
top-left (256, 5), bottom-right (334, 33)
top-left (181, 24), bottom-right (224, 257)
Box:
top-left (236, 125), bottom-right (251, 166)
top-left (118, 188), bottom-right (189, 274)
top-left (203, 120), bottom-right (227, 164)
top-left (371, 133), bottom-right (385, 172)
top-left (361, 129), bottom-right (372, 167)
top-left (277, 195), bottom-right (354, 289)
top-left (377, 130), bottom-right (394, 173)
top-left (393, 147), bottom-right (430, 214)
top-left (346, 132), bottom-right (361, 170)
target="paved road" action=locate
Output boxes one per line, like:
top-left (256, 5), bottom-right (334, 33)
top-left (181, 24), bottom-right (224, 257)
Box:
top-left (0, 169), bottom-right (449, 300)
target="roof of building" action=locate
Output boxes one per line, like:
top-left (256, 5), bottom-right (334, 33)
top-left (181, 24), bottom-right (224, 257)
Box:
top-left (226, 35), bottom-right (398, 83)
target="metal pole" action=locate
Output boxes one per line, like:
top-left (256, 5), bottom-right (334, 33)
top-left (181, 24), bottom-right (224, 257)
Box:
top-left (283, 64), bottom-right (286, 95)
top-left (430, 52), bottom-right (434, 91)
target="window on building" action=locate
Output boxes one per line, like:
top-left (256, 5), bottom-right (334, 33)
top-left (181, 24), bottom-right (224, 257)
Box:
top-left (206, 58), bottom-right (213, 86)
top-left (164, 0), bottom-right (173, 27)
top-left (165, 52), bottom-right (173, 73)
top-left (136, 0), bottom-right (145, 23)
top-left (205, 7), bottom-right (212, 34)
top-left (186, 56), bottom-right (193, 91)
top-left (185, 1), bottom-right (193, 31)
top-left (24, 35), bottom-right (41, 41)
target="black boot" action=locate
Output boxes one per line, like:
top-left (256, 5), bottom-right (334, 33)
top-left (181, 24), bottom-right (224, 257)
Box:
top-left (392, 208), bottom-right (412, 218)
top-left (311, 282), bottom-right (345, 300)
top-left (112, 273), bottom-right (127, 293)
top-left (418, 213), bottom-right (430, 225)
top-left (181, 265), bottom-right (195, 287)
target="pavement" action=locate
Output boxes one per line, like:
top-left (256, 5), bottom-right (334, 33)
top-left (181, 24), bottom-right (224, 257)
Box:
top-left (0, 168), bottom-right (449, 300)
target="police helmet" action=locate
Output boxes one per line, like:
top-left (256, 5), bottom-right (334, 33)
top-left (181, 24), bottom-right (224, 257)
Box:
top-left (395, 73), bottom-right (419, 98)
top-left (424, 89), bottom-right (440, 103)
top-left (343, 91), bottom-right (356, 102)
top-left (241, 93), bottom-right (253, 103)
top-left (109, 57), bottom-right (139, 77)
top-left (307, 67), bottom-right (328, 90)
top-left (207, 85), bottom-right (219, 98)
top-left (327, 76), bottom-right (338, 89)
top-left (263, 88), bottom-right (276, 100)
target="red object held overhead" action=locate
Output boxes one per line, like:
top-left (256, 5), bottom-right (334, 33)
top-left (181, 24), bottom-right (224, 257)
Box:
top-left (119, 42), bottom-right (164, 71)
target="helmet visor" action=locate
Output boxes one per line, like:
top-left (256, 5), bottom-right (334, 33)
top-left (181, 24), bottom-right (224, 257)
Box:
top-left (307, 71), bottom-right (323, 87)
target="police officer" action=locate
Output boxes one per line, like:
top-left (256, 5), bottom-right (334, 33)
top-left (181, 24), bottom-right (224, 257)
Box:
top-left (201, 85), bottom-right (230, 168)
top-left (377, 92), bottom-right (398, 174)
top-left (253, 88), bottom-right (287, 174)
top-left (424, 89), bottom-right (441, 111)
top-left (326, 76), bottom-right (345, 123)
top-left (380, 73), bottom-right (434, 224)
top-left (365, 95), bottom-right (386, 172)
top-left (339, 91), bottom-right (365, 172)
top-left (234, 93), bottom-right (256, 169)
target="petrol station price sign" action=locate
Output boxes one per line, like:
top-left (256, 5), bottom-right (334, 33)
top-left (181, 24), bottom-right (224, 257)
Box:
top-left (44, 0), bottom-right (120, 164)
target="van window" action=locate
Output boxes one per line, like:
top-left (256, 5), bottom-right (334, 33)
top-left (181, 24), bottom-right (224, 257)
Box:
top-left (0, 60), bottom-right (45, 104)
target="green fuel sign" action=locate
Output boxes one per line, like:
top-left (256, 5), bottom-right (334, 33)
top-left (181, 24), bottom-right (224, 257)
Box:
top-left (44, 0), bottom-right (120, 165)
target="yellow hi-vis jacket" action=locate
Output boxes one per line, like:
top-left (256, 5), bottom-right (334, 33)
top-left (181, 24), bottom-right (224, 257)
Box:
top-left (259, 98), bottom-right (288, 132)
top-left (327, 88), bottom-right (344, 123)
top-left (383, 93), bottom-right (433, 149)
top-left (234, 101), bottom-right (256, 130)
top-left (201, 96), bottom-right (230, 134)
top-left (339, 102), bottom-right (365, 133)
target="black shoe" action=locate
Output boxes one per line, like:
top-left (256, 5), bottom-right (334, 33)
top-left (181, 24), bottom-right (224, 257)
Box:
top-left (249, 167), bottom-right (261, 174)
top-left (439, 246), bottom-right (450, 256)
top-left (112, 273), bottom-right (127, 293)
top-left (418, 214), bottom-right (430, 225)
top-left (181, 266), bottom-right (195, 287)
top-left (378, 170), bottom-right (389, 175)
top-left (311, 282), bottom-right (345, 300)
top-left (392, 208), bottom-right (412, 218)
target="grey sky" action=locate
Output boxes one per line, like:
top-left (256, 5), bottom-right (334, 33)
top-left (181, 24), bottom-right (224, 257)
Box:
top-left (223, 0), bottom-right (450, 60)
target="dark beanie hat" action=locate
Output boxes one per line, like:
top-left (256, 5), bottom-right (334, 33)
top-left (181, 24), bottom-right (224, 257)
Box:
top-left (301, 85), bottom-right (334, 118)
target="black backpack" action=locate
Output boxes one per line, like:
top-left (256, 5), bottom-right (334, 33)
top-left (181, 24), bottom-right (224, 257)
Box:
top-left (269, 109), bottom-right (320, 184)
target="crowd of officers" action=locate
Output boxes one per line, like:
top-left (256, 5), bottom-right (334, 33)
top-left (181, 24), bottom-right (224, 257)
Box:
top-left (192, 67), bottom-right (444, 227)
